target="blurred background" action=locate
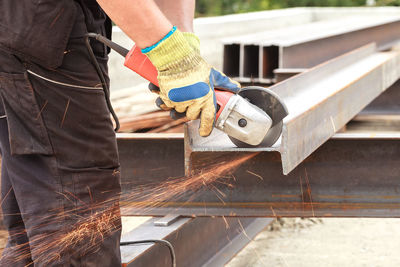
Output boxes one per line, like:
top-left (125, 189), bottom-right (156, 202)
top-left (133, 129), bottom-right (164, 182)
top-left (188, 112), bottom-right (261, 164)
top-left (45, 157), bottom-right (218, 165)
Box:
top-left (195, 0), bottom-right (396, 16)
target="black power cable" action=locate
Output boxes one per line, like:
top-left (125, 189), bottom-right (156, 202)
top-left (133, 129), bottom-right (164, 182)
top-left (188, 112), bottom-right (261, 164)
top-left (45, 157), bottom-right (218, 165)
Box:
top-left (85, 33), bottom-right (130, 57)
top-left (84, 34), bottom-right (120, 132)
top-left (120, 239), bottom-right (176, 267)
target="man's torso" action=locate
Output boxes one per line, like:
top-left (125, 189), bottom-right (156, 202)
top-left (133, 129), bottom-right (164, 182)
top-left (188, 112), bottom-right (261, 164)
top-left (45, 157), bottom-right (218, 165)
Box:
top-left (0, 0), bottom-right (111, 68)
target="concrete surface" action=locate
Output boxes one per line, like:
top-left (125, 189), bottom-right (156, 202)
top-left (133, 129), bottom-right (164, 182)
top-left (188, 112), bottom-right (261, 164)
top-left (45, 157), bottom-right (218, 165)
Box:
top-left (226, 218), bottom-right (400, 267)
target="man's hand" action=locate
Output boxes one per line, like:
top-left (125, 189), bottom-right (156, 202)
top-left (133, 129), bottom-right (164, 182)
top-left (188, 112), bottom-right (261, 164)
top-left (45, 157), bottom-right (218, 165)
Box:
top-left (149, 32), bottom-right (200, 119)
top-left (143, 27), bottom-right (240, 137)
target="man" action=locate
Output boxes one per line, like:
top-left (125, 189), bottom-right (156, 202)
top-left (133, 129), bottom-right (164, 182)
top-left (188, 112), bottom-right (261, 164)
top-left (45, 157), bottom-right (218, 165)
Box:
top-left (0, 0), bottom-right (240, 266)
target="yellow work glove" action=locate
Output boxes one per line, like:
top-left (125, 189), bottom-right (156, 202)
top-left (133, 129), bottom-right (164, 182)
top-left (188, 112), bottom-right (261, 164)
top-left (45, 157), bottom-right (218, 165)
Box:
top-left (148, 31), bottom-right (200, 95)
top-left (149, 31), bottom-right (201, 119)
top-left (182, 32), bottom-right (200, 54)
top-left (143, 27), bottom-right (241, 137)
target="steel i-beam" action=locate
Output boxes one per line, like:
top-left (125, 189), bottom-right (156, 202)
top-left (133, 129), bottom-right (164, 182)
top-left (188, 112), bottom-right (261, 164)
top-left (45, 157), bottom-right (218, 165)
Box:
top-left (119, 132), bottom-right (400, 218)
top-left (223, 17), bottom-right (400, 82)
top-left (188, 43), bottom-right (400, 175)
top-left (121, 216), bottom-right (272, 267)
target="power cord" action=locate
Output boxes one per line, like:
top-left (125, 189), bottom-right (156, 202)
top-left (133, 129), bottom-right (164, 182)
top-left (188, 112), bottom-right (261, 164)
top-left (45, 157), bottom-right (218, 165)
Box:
top-left (84, 34), bottom-right (120, 132)
top-left (120, 239), bottom-right (176, 267)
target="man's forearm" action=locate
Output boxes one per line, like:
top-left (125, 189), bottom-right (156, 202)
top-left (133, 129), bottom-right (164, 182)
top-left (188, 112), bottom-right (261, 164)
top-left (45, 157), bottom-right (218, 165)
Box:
top-left (97, 0), bottom-right (173, 48)
top-left (154, 0), bottom-right (195, 32)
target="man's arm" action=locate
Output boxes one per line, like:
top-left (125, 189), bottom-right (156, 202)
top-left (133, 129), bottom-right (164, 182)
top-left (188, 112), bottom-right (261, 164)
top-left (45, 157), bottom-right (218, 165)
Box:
top-left (153, 0), bottom-right (195, 32)
top-left (97, 0), bottom-right (172, 48)
top-left (96, 0), bottom-right (241, 137)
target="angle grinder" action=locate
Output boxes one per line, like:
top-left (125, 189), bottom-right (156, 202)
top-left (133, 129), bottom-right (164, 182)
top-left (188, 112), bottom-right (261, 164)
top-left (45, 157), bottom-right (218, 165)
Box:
top-left (87, 33), bottom-right (288, 147)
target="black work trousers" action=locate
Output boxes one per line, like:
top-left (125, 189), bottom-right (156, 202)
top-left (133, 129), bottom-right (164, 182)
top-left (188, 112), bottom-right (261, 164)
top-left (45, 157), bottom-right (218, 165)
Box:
top-left (0, 5), bottom-right (122, 267)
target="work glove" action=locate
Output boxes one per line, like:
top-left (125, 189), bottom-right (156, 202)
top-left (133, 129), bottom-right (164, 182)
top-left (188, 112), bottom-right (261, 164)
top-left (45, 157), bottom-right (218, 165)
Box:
top-left (149, 32), bottom-right (200, 119)
top-left (143, 27), bottom-right (241, 136)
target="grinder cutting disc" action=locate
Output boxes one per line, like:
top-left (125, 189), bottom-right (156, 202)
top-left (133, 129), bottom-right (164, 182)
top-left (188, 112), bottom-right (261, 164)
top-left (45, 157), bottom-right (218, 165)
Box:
top-left (229, 86), bottom-right (288, 148)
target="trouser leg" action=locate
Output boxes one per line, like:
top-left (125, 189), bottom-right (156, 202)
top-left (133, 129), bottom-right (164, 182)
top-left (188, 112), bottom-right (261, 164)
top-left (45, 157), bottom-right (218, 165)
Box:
top-left (0, 25), bottom-right (122, 266)
top-left (0, 129), bottom-right (32, 266)
top-left (0, 120), bottom-right (121, 266)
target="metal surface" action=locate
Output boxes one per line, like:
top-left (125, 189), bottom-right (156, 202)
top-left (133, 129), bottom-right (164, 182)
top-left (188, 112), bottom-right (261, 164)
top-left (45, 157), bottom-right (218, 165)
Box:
top-left (154, 214), bottom-right (181, 227)
top-left (117, 133), bottom-right (184, 186)
top-left (276, 70), bottom-right (400, 113)
top-left (121, 217), bottom-right (272, 267)
top-left (120, 132), bottom-right (400, 218)
top-left (189, 44), bottom-right (400, 175)
top-left (361, 79), bottom-right (400, 116)
top-left (274, 68), bottom-right (307, 83)
top-left (274, 72), bottom-right (400, 120)
top-left (223, 16), bottom-right (400, 82)
top-left (346, 115), bottom-right (400, 133)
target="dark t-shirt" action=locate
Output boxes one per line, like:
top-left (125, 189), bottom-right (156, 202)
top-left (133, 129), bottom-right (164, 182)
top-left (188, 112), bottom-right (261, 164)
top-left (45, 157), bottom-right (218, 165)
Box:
top-left (0, 0), bottom-right (111, 69)
top-left (76, 0), bottom-right (113, 57)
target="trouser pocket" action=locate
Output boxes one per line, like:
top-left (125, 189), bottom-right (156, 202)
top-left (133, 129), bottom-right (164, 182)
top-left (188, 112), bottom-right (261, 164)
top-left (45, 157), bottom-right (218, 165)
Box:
top-left (0, 71), bottom-right (53, 155)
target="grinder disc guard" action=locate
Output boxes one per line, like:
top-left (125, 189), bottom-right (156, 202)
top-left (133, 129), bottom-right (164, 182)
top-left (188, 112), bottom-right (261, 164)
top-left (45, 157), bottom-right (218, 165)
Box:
top-left (229, 86), bottom-right (288, 147)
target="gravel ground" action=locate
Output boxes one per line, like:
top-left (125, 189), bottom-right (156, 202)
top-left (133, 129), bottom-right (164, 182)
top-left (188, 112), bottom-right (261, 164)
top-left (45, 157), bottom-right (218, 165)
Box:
top-left (226, 218), bottom-right (400, 267)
